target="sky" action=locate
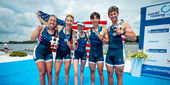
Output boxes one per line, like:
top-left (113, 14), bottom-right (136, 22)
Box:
top-left (0, 0), bottom-right (169, 42)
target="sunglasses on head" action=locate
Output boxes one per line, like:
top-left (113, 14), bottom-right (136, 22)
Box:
top-left (109, 6), bottom-right (118, 11)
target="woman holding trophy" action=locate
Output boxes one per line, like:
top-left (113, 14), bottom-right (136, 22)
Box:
top-left (72, 22), bottom-right (88, 85)
top-left (106, 6), bottom-right (136, 85)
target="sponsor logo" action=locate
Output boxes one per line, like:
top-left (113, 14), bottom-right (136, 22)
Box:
top-left (147, 11), bottom-right (165, 18)
top-left (147, 49), bottom-right (167, 53)
top-left (147, 28), bottom-right (169, 33)
top-left (148, 40), bottom-right (159, 43)
top-left (161, 5), bottom-right (170, 13)
top-left (145, 67), bottom-right (170, 74)
top-left (147, 59), bottom-right (157, 62)
top-left (147, 4), bottom-right (170, 18)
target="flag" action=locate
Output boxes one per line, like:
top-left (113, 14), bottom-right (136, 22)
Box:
top-left (39, 10), bottom-right (65, 26)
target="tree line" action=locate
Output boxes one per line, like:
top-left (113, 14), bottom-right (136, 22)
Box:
top-left (125, 35), bottom-right (139, 42)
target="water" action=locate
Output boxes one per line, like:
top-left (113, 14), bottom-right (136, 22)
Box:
top-left (124, 44), bottom-right (139, 58)
top-left (0, 44), bottom-right (139, 57)
top-left (104, 44), bottom-right (139, 58)
top-left (0, 44), bottom-right (36, 55)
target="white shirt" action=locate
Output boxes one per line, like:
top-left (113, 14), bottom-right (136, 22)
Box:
top-left (4, 43), bottom-right (8, 48)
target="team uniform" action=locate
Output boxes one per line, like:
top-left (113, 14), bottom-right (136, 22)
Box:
top-left (89, 26), bottom-right (104, 64)
top-left (106, 25), bottom-right (125, 66)
top-left (74, 32), bottom-right (88, 61)
top-left (33, 27), bottom-right (57, 63)
top-left (55, 27), bottom-right (72, 61)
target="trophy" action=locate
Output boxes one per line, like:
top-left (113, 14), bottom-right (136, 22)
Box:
top-left (113, 19), bottom-right (124, 36)
top-left (116, 19), bottom-right (124, 29)
top-left (74, 32), bottom-right (80, 45)
top-left (76, 32), bottom-right (81, 40)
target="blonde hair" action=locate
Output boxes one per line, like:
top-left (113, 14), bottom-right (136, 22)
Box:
top-left (65, 14), bottom-right (74, 21)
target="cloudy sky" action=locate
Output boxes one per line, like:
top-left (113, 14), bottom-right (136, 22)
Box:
top-left (0, 0), bottom-right (169, 42)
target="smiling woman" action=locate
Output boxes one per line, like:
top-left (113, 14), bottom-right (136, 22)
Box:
top-left (30, 15), bottom-right (58, 85)
top-left (36, 11), bottom-right (76, 85)
top-left (106, 6), bottom-right (136, 85)
top-left (86, 12), bottom-right (109, 85)
top-left (54, 14), bottom-right (75, 85)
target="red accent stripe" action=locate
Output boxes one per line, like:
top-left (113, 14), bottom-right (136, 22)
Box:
top-left (51, 45), bottom-right (55, 47)
top-left (122, 38), bottom-right (126, 41)
top-left (86, 44), bottom-right (90, 47)
top-left (51, 49), bottom-right (56, 52)
top-left (86, 49), bottom-right (90, 53)
top-left (87, 55), bottom-right (89, 58)
top-left (73, 21), bottom-right (107, 25)
top-left (71, 48), bottom-right (73, 50)
top-left (38, 33), bottom-right (42, 41)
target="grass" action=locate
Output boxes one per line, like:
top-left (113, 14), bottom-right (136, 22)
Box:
top-left (9, 51), bottom-right (28, 57)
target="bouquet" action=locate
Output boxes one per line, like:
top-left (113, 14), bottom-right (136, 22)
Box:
top-left (128, 50), bottom-right (149, 61)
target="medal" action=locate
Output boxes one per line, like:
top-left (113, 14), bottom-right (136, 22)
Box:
top-left (100, 31), bottom-right (103, 35)
top-left (64, 39), bottom-right (68, 42)
top-left (65, 27), bottom-right (71, 42)
top-left (94, 31), bottom-right (99, 36)
top-left (113, 32), bottom-right (118, 36)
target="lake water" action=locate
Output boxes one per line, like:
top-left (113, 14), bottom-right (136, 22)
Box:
top-left (0, 44), bottom-right (138, 57)
top-left (0, 44), bottom-right (36, 55)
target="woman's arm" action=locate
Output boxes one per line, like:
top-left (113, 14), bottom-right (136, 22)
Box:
top-left (30, 25), bottom-right (43, 41)
top-left (96, 26), bottom-right (109, 44)
top-left (102, 27), bottom-right (109, 44)
top-left (57, 25), bottom-right (63, 33)
top-left (37, 11), bottom-right (48, 26)
top-left (70, 30), bottom-right (76, 48)
top-left (123, 22), bottom-right (136, 41)
top-left (37, 10), bottom-right (65, 26)
top-left (86, 29), bottom-right (91, 44)
top-left (72, 31), bottom-right (77, 50)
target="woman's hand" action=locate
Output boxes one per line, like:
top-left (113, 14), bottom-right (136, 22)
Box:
top-left (67, 41), bottom-right (72, 48)
top-left (30, 25), bottom-right (44, 41)
top-left (73, 33), bottom-right (77, 41)
top-left (97, 34), bottom-right (104, 40)
top-left (114, 28), bottom-right (124, 35)
top-left (55, 45), bottom-right (58, 49)
top-left (37, 11), bottom-right (41, 19)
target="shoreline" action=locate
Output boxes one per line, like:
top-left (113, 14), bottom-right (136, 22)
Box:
top-left (0, 51), bottom-right (33, 63)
